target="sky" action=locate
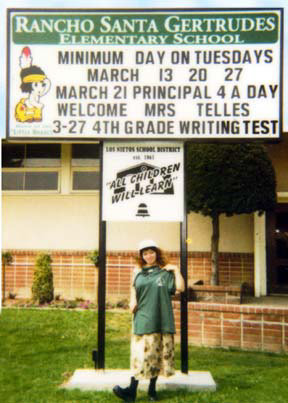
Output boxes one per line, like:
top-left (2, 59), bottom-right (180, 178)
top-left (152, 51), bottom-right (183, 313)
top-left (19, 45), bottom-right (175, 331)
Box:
top-left (0, 0), bottom-right (287, 138)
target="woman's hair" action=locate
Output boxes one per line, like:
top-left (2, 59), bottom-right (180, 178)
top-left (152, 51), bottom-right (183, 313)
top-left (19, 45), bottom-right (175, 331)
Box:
top-left (135, 247), bottom-right (168, 268)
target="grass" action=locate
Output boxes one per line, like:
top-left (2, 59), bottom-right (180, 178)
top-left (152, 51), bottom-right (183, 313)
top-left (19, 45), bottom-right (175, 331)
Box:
top-left (0, 308), bottom-right (287, 403)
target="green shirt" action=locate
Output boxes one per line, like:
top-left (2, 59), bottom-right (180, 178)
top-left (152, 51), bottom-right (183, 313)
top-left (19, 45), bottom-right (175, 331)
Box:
top-left (133, 266), bottom-right (176, 335)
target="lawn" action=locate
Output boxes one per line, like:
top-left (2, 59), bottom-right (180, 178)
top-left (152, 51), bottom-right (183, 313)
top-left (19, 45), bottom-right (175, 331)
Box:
top-left (0, 308), bottom-right (287, 403)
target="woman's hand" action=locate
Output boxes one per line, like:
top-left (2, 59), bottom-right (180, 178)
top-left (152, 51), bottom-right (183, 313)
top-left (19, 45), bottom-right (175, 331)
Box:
top-left (164, 264), bottom-right (185, 293)
top-left (163, 264), bottom-right (179, 273)
top-left (129, 302), bottom-right (138, 313)
top-left (130, 284), bottom-right (138, 313)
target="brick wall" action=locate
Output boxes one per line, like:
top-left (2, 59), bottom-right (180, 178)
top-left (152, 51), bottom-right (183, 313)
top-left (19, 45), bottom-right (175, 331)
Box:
top-left (3, 249), bottom-right (254, 300)
top-left (173, 302), bottom-right (288, 353)
top-left (3, 250), bottom-right (254, 301)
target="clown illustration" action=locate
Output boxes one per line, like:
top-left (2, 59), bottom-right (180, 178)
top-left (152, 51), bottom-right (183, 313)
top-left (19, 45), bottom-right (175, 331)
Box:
top-left (15, 47), bottom-right (51, 123)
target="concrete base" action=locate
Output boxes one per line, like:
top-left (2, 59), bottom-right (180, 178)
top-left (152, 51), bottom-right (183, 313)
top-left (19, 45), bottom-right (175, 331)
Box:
top-left (62, 369), bottom-right (216, 392)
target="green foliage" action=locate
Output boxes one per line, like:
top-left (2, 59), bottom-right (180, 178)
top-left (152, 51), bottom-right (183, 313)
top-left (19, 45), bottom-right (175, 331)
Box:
top-left (2, 252), bottom-right (13, 265)
top-left (87, 250), bottom-right (99, 267)
top-left (186, 143), bottom-right (277, 217)
top-left (32, 253), bottom-right (54, 304)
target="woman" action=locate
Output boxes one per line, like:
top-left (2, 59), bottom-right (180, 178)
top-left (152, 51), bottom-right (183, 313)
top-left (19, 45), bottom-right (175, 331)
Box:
top-left (113, 240), bottom-right (185, 402)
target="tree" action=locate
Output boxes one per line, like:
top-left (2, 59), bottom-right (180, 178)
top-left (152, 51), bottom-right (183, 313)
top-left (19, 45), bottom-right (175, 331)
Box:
top-left (186, 143), bottom-right (276, 285)
top-left (32, 253), bottom-right (54, 304)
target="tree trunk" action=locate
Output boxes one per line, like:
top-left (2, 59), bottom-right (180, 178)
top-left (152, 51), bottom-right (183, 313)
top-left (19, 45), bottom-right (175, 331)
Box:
top-left (211, 213), bottom-right (220, 285)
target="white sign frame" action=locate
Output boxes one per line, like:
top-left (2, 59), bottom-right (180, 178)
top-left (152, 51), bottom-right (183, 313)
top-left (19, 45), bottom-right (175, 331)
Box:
top-left (102, 141), bottom-right (184, 222)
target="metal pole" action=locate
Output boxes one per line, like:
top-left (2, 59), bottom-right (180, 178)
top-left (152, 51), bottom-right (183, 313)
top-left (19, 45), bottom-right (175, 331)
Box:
top-left (180, 142), bottom-right (188, 374)
top-left (97, 142), bottom-right (107, 369)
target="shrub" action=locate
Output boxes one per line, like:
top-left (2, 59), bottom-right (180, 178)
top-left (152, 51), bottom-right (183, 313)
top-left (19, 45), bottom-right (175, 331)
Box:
top-left (32, 253), bottom-right (54, 304)
top-left (2, 252), bottom-right (13, 265)
top-left (2, 252), bottom-right (13, 302)
top-left (87, 250), bottom-right (99, 267)
top-left (63, 300), bottom-right (77, 309)
top-left (116, 299), bottom-right (129, 309)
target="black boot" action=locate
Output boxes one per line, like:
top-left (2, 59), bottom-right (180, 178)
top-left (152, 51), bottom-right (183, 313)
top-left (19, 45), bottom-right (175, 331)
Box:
top-left (113, 376), bottom-right (138, 402)
top-left (148, 376), bottom-right (158, 401)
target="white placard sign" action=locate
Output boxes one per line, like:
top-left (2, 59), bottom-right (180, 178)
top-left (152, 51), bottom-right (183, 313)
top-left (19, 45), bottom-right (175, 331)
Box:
top-left (7, 9), bottom-right (283, 141)
top-left (102, 142), bottom-right (184, 222)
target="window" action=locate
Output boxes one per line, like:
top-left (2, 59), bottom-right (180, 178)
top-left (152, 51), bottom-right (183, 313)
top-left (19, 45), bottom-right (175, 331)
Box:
top-left (2, 144), bottom-right (25, 167)
top-left (71, 144), bottom-right (100, 191)
top-left (2, 143), bottom-right (61, 191)
top-left (72, 143), bottom-right (100, 166)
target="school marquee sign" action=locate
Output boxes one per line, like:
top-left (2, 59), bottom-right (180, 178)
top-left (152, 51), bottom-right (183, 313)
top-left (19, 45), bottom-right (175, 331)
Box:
top-left (7, 8), bottom-right (283, 140)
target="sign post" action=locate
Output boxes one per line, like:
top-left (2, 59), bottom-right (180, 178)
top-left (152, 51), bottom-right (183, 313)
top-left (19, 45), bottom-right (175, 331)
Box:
top-left (100, 140), bottom-right (186, 371)
top-left (97, 142), bottom-right (107, 369)
top-left (180, 144), bottom-right (188, 374)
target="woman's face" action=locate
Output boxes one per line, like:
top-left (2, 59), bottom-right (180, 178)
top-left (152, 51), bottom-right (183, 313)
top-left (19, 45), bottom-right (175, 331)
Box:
top-left (142, 248), bottom-right (157, 266)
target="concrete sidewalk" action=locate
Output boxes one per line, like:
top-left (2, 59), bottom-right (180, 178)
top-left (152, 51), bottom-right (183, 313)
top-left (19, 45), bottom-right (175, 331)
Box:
top-left (62, 369), bottom-right (216, 392)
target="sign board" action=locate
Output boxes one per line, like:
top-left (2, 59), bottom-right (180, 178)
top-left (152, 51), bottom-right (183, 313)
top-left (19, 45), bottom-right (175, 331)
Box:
top-left (102, 142), bottom-right (184, 221)
top-left (7, 9), bottom-right (283, 140)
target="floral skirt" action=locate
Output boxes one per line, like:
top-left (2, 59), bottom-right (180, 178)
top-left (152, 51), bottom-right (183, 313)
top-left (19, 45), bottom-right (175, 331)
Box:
top-left (130, 333), bottom-right (175, 380)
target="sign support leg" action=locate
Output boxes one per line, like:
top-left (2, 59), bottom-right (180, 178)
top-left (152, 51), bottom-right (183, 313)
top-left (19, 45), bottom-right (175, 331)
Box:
top-left (97, 142), bottom-right (107, 369)
top-left (180, 143), bottom-right (188, 374)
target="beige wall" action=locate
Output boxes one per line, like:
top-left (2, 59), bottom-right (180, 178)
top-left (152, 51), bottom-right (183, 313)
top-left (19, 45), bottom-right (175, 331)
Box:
top-left (2, 194), bottom-right (100, 250)
top-left (2, 193), bottom-right (254, 253)
top-left (190, 213), bottom-right (254, 253)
